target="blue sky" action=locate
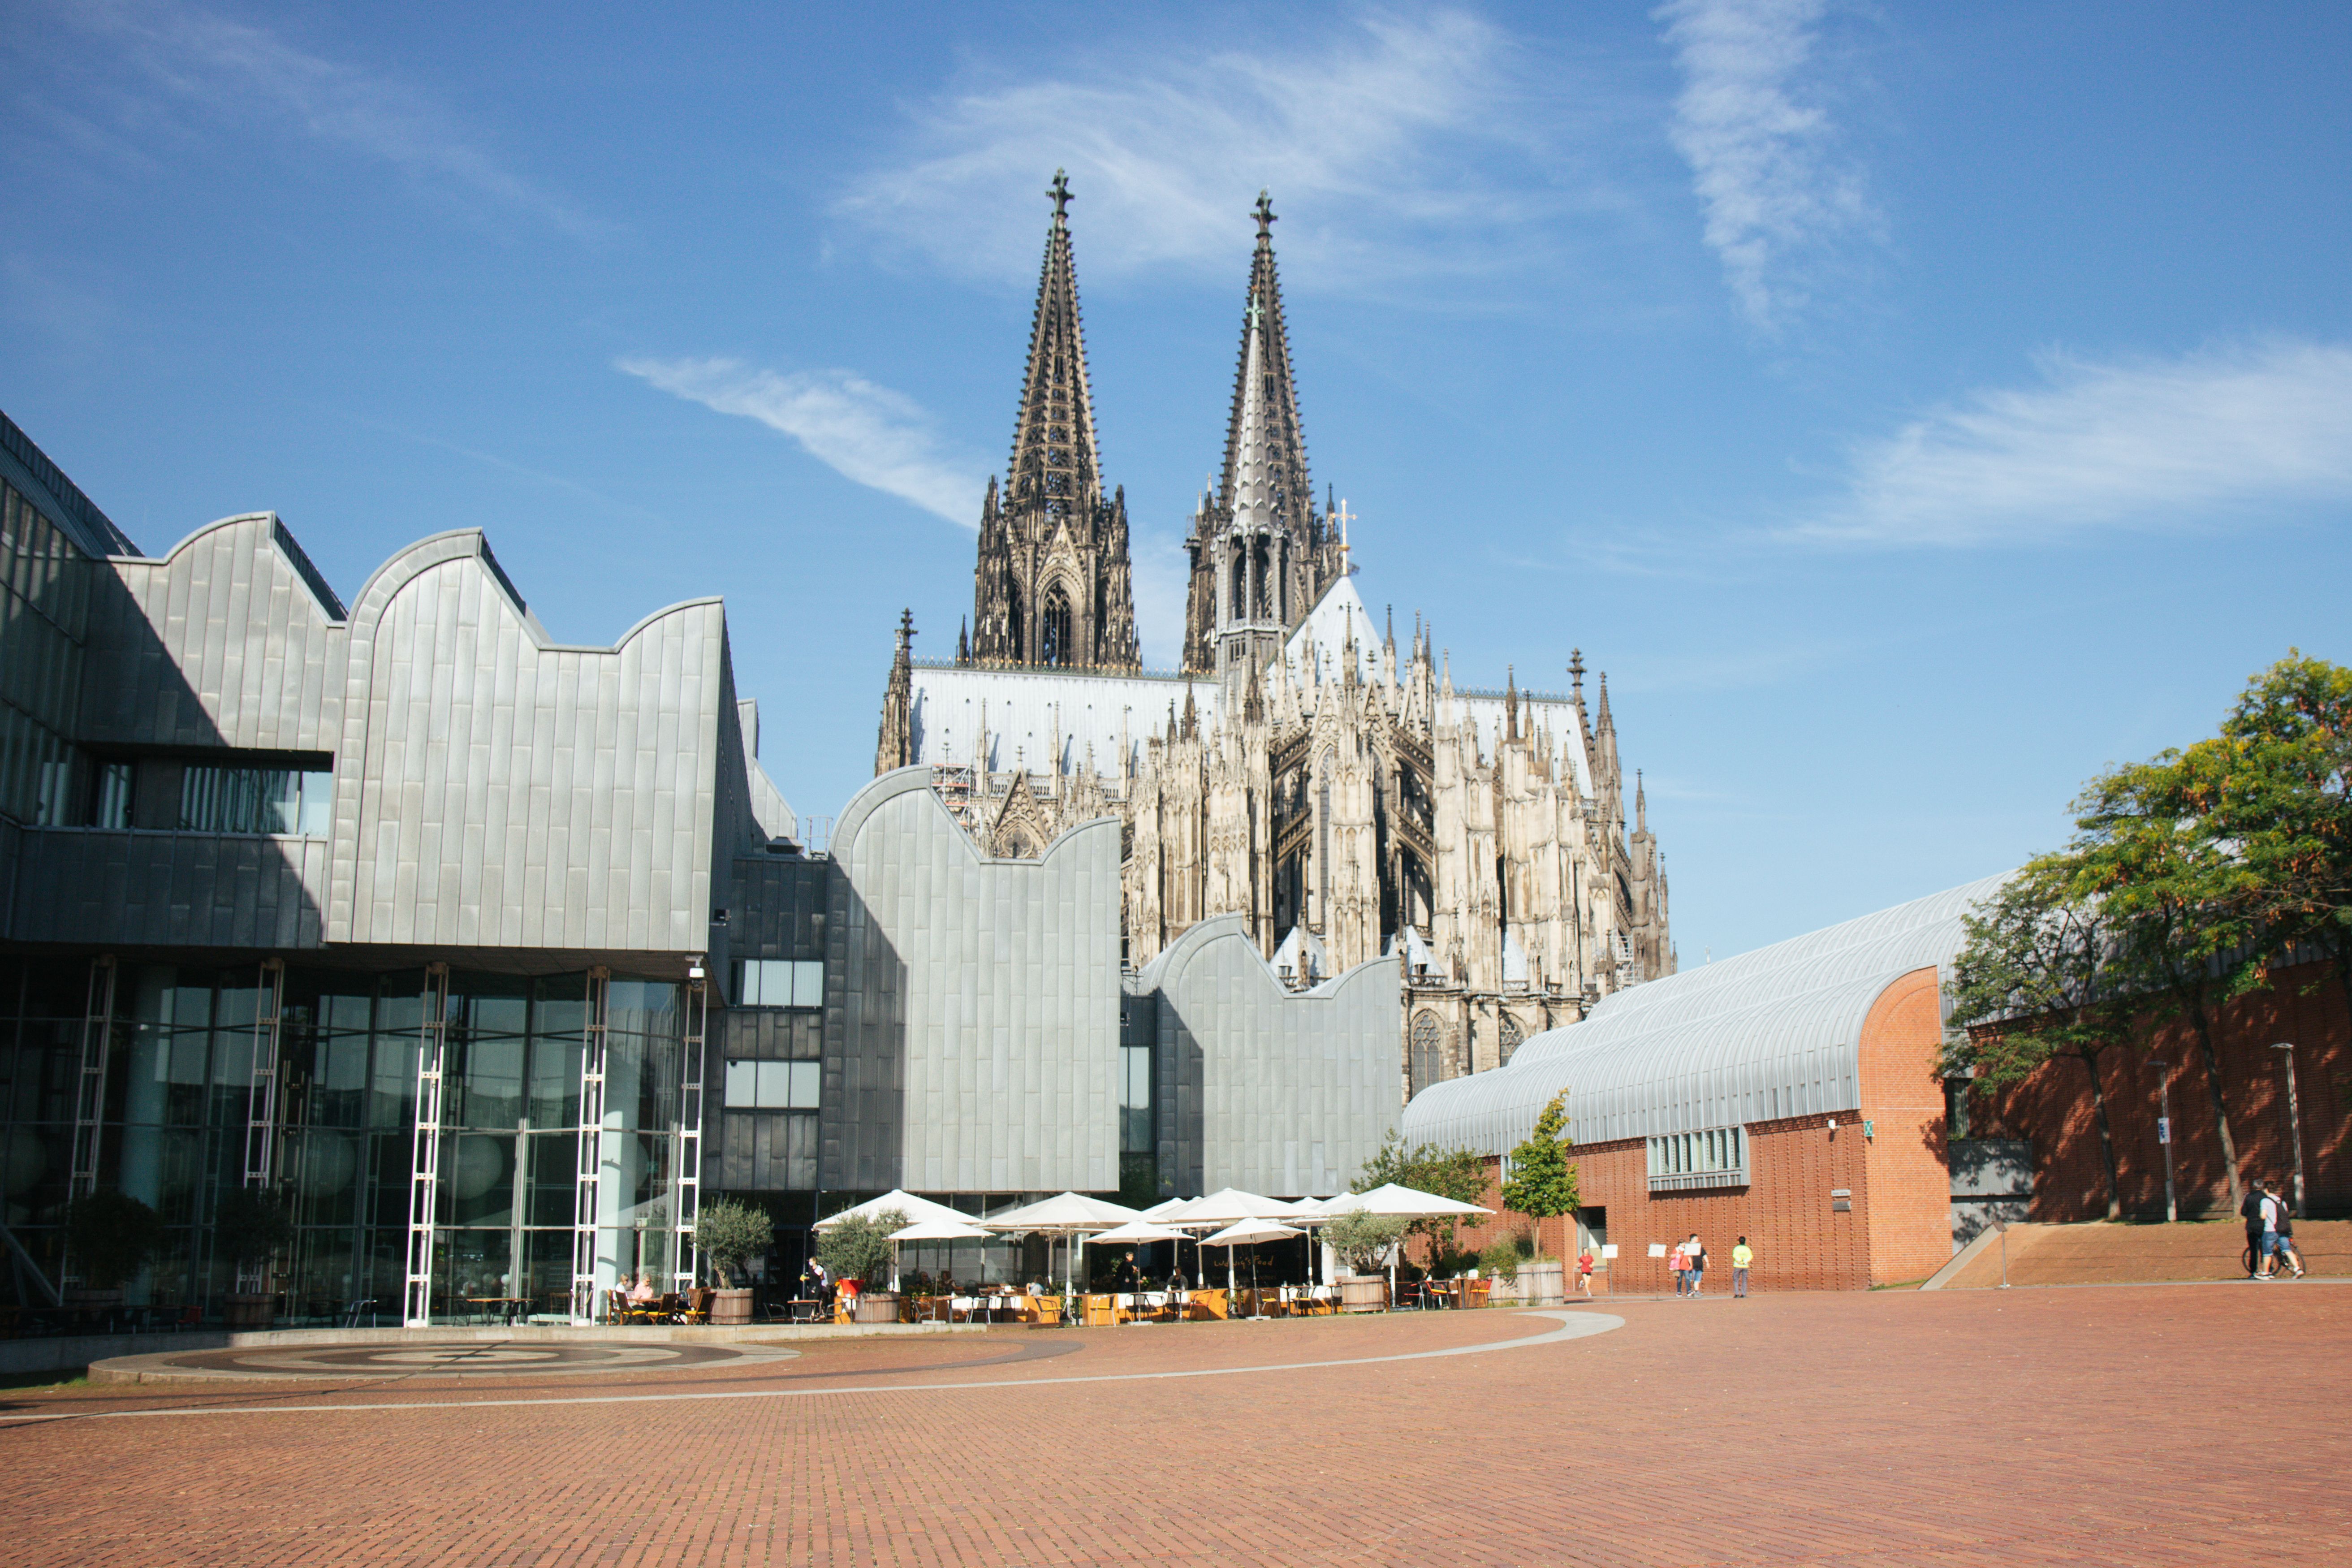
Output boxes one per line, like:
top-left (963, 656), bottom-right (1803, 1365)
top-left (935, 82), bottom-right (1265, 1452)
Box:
top-left (6, 1), bottom-right (2349, 959)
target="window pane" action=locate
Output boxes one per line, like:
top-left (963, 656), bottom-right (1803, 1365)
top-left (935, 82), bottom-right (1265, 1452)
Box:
top-left (299, 771), bottom-right (332, 835)
top-left (793, 961), bottom-right (824, 1008)
top-left (787, 1060), bottom-right (819, 1110)
top-left (730, 960), bottom-right (751, 1006)
top-left (725, 1059), bottom-right (756, 1105)
top-left (756, 1061), bottom-right (790, 1110)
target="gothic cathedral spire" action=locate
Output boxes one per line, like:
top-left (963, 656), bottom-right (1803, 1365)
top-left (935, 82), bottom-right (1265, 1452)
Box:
top-left (1183, 191), bottom-right (1338, 674)
top-left (967, 170), bottom-right (1140, 672)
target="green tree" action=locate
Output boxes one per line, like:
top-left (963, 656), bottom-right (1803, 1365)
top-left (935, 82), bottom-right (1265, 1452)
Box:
top-left (1353, 1130), bottom-right (1488, 1259)
top-left (814, 1209), bottom-right (905, 1287)
top-left (2201, 652), bottom-right (2352, 1007)
top-left (2067, 751), bottom-right (2267, 1208)
top-left (66, 1190), bottom-right (163, 1291)
top-left (214, 1187), bottom-right (294, 1274)
top-left (694, 1198), bottom-right (775, 1287)
top-left (1498, 1090), bottom-right (1579, 1236)
top-left (1943, 864), bottom-right (2139, 1219)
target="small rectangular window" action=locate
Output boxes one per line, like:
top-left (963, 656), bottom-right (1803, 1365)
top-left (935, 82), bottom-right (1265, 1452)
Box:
top-left (756, 1060), bottom-right (791, 1109)
top-left (724, 1059), bottom-right (756, 1105)
top-left (787, 1060), bottom-right (820, 1109)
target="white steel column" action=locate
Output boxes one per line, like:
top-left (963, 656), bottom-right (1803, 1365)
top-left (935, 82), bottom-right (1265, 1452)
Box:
top-left (672, 964), bottom-right (708, 1292)
top-left (403, 963), bottom-right (452, 1327)
top-left (68, 955), bottom-right (118, 1201)
top-left (570, 968), bottom-right (610, 1323)
top-left (238, 959), bottom-right (287, 1294)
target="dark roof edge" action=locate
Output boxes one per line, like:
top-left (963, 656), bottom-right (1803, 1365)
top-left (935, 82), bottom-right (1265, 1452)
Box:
top-left (0, 407), bottom-right (141, 558)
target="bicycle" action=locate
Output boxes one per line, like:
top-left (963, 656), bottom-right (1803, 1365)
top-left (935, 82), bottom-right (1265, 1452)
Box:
top-left (2242, 1239), bottom-right (2307, 1279)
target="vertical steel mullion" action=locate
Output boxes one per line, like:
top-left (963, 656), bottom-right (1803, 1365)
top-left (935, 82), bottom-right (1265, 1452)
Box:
top-left (404, 964), bottom-right (450, 1327)
top-left (68, 955), bottom-right (118, 1201)
top-left (570, 968), bottom-right (609, 1324)
top-left (673, 967), bottom-right (707, 1292)
top-left (239, 959), bottom-right (287, 1294)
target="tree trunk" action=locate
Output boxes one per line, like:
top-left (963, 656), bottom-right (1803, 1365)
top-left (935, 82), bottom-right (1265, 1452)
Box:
top-left (2083, 1049), bottom-right (2122, 1221)
top-left (2186, 995), bottom-right (2243, 1209)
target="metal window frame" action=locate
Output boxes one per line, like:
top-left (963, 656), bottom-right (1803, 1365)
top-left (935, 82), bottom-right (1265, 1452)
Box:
top-left (68, 955), bottom-right (117, 1202)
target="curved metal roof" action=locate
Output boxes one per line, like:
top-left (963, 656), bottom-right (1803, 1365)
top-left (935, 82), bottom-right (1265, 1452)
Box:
top-left (1398, 873), bottom-right (2009, 1156)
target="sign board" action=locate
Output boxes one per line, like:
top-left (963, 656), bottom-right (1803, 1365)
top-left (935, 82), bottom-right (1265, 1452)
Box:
top-left (1647, 1242), bottom-right (1667, 1258)
top-left (2157, 1117), bottom-right (2171, 1145)
top-left (1600, 1244), bottom-right (1619, 1260)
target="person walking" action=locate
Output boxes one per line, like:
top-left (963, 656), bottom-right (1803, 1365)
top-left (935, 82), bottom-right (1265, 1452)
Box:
top-left (2241, 1179), bottom-right (2270, 1279)
top-left (1576, 1247), bottom-right (1596, 1297)
top-left (1731, 1236), bottom-right (1753, 1298)
top-left (2273, 1181), bottom-right (2307, 1279)
top-left (1669, 1242), bottom-right (1688, 1296)
top-left (1686, 1234), bottom-right (1707, 1297)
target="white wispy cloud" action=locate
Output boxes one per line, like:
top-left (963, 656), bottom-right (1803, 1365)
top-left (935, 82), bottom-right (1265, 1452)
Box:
top-left (68, 0), bottom-right (583, 232)
top-left (839, 10), bottom-right (1607, 290)
top-left (1795, 340), bottom-right (2352, 546)
top-left (1656, 0), bottom-right (1871, 331)
top-left (620, 357), bottom-right (986, 528)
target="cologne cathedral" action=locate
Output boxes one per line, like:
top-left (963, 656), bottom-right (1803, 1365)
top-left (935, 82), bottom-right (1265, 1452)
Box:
top-left (875, 175), bottom-right (1673, 1096)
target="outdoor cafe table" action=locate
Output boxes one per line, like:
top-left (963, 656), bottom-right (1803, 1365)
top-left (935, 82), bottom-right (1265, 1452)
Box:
top-left (462, 1296), bottom-right (527, 1325)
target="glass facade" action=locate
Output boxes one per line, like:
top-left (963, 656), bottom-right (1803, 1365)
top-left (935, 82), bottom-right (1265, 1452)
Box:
top-left (0, 477), bottom-right (96, 827)
top-left (0, 958), bottom-right (687, 1324)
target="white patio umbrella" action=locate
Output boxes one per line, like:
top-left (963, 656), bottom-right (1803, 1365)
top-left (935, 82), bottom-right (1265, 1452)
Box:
top-left (887, 1216), bottom-right (997, 1293)
top-left (1319, 1184), bottom-right (1493, 1304)
top-left (1199, 1218), bottom-right (1303, 1313)
top-left (815, 1189), bottom-right (971, 1230)
top-left (981, 1192), bottom-right (1145, 1307)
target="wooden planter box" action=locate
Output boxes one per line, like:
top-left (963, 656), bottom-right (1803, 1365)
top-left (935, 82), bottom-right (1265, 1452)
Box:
top-left (1337, 1276), bottom-right (1388, 1313)
top-left (224, 1292), bottom-right (276, 1329)
top-left (853, 1292), bottom-right (903, 1324)
top-left (1519, 1261), bottom-right (1565, 1305)
top-left (711, 1287), bottom-right (754, 1326)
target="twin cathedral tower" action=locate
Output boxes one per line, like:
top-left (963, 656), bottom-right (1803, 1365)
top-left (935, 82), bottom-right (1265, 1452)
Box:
top-left (876, 174), bottom-right (1673, 1092)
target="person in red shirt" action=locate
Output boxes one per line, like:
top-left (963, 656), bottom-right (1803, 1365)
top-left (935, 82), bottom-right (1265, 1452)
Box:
top-left (1576, 1248), bottom-right (1596, 1297)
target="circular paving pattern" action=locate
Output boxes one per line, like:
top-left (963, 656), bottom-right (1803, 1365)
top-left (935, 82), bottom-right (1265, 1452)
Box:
top-left (94, 1339), bottom-right (798, 1382)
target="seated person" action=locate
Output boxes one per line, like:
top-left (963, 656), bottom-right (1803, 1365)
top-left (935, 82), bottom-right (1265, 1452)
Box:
top-left (626, 1272), bottom-right (658, 1305)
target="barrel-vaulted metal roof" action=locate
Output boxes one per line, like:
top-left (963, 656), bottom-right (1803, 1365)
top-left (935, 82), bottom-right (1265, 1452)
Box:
top-left (1398, 873), bottom-right (2009, 1157)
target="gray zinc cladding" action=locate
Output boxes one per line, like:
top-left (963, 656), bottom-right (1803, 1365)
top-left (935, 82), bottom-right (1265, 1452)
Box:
top-left (1133, 912), bottom-right (1400, 1197)
top-left (27, 513), bottom-right (742, 958)
top-left (823, 768), bottom-right (1123, 1196)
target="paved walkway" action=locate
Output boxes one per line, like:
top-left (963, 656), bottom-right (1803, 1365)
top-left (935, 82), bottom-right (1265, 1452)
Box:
top-left (1938, 1217), bottom-right (2352, 1288)
top-left (4, 1286), bottom-right (2346, 1566)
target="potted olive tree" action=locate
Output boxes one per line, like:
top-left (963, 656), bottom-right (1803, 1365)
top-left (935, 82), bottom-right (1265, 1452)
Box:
top-left (1499, 1089), bottom-right (1578, 1306)
top-left (1325, 1211), bottom-right (1410, 1312)
top-left (815, 1209), bottom-right (905, 1323)
top-left (65, 1190), bottom-right (163, 1317)
top-left (216, 1187), bottom-right (294, 1328)
top-left (694, 1199), bottom-right (774, 1325)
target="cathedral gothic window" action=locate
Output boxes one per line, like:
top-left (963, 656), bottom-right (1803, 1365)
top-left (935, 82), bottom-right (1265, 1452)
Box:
top-left (1498, 1014), bottom-right (1523, 1066)
top-left (1409, 1011), bottom-right (1443, 1098)
top-left (1041, 588), bottom-right (1072, 668)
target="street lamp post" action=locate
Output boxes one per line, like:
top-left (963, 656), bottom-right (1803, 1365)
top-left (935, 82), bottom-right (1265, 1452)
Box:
top-left (2152, 1058), bottom-right (2177, 1224)
top-left (2271, 1042), bottom-right (2306, 1220)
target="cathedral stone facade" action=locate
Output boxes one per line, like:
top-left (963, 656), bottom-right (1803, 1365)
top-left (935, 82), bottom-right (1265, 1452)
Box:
top-left (875, 179), bottom-right (1674, 1102)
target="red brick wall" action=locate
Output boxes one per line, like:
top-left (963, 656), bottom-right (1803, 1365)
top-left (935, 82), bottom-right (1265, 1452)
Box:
top-left (1859, 967), bottom-right (1955, 1285)
top-left (1453, 1112), bottom-right (1882, 1293)
top-left (1975, 959), bottom-right (2352, 1221)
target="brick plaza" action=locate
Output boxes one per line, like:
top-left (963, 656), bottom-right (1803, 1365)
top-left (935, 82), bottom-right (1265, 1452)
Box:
top-left (6, 1283), bottom-right (2348, 1567)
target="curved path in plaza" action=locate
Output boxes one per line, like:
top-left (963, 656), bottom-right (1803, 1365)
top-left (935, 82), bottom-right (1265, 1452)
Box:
top-left (5, 1288), bottom-right (2348, 1566)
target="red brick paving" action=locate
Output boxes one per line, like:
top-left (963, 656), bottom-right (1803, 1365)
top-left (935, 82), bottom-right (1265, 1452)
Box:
top-left (4, 1287), bottom-right (2348, 1566)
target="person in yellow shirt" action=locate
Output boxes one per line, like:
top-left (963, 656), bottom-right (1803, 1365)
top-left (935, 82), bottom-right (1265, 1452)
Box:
top-left (1731, 1237), bottom-right (1753, 1298)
